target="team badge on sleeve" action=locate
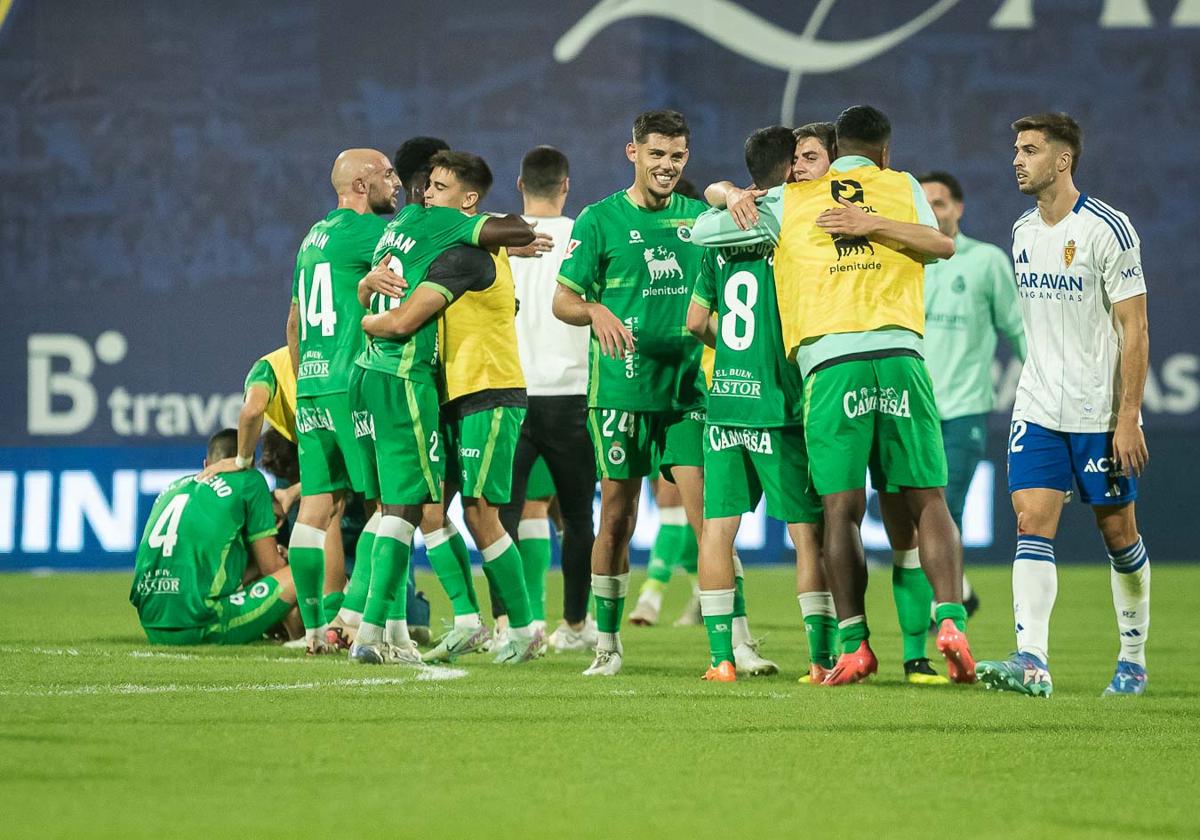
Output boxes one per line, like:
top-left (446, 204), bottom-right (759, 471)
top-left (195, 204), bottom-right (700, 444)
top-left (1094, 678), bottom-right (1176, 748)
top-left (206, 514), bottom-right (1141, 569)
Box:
top-left (564, 239), bottom-right (581, 259)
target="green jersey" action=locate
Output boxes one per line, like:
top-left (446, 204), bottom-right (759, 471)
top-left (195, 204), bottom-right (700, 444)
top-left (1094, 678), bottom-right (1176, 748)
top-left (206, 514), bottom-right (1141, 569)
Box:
top-left (292, 209), bottom-right (388, 398)
top-left (557, 190), bottom-right (708, 412)
top-left (244, 358), bottom-right (277, 400)
top-left (691, 243), bottom-right (803, 427)
top-left (355, 204), bottom-right (488, 385)
top-left (924, 232), bottom-right (1026, 420)
top-left (130, 470), bottom-right (277, 630)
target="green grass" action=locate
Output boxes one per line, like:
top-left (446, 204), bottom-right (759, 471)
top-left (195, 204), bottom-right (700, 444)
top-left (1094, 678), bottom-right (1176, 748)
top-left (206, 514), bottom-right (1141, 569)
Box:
top-left (1, 564), bottom-right (1197, 839)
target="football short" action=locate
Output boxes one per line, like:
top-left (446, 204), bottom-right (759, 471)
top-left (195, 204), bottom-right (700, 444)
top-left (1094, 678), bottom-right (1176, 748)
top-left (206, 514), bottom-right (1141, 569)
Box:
top-left (142, 576), bottom-right (292, 646)
top-left (349, 366), bottom-right (444, 506)
top-left (703, 424), bottom-right (822, 523)
top-left (587, 408), bottom-right (670, 481)
top-left (658, 408), bottom-right (706, 480)
top-left (295, 392), bottom-right (369, 496)
top-left (445, 405), bottom-right (526, 503)
top-left (1007, 420), bottom-right (1137, 505)
top-left (802, 355), bottom-right (947, 495)
top-left (526, 456), bottom-right (556, 500)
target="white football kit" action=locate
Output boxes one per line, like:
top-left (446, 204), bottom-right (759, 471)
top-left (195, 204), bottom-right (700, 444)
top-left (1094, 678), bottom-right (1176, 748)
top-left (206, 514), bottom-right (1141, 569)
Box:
top-left (1010, 194), bottom-right (1146, 434)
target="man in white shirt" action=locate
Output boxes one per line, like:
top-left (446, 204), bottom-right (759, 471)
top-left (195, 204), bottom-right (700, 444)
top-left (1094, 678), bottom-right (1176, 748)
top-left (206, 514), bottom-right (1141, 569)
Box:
top-left (501, 146), bottom-right (599, 652)
top-left (977, 113), bottom-right (1152, 698)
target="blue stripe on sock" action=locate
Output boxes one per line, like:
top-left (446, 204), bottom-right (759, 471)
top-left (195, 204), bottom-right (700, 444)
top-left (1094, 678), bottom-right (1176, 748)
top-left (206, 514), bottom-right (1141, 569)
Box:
top-left (1109, 537), bottom-right (1148, 573)
top-left (1015, 535), bottom-right (1056, 563)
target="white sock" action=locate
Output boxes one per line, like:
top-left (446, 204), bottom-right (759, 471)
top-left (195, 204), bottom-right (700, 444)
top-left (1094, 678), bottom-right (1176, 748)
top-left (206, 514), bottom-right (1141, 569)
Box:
top-left (636, 588), bottom-right (664, 610)
top-left (731, 616), bottom-right (751, 647)
top-left (699, 588), bottom-right (735, 616)
top-left (1108, 537), bottom-right (1151, 667)
top-left (797, 591), bottom-right (836, 619)
top-left (385, 619), bottom-right (410, 647)
top-left (963, 574), bottom-right (975, 601)
top-left (510, 624), bottom-right (533, 641)
top-left (893, 547), bottom-right (920, 569)
top-left (305, 625), bottom-right (328, 643)
top-left (336, 608), bottom-right (363, 626)
top-left (658, 506), bottom-right (687, 527)
top-left (1013, 536), bottom-right (1057, 663)
top-left (357, 622), bottom-right (384, 645)
top-left (454, 613), bottom-right (482, 629)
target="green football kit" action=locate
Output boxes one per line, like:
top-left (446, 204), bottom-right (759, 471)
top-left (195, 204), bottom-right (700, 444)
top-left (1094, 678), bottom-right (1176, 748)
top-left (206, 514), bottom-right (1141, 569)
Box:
top-left (557, 190), bottom-right (709, 480)
top-left (131, 470), bottom-right (286, 645)
top-left (690, 243), bottom-right (821, 524)
top-left (352, 204), bottom-right (488, 506)
top-left (291, 208), bottom-right (387, 496)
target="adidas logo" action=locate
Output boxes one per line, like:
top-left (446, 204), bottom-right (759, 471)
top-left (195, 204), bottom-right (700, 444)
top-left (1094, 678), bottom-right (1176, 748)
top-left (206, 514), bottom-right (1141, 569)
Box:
top-left (1016, 249), bottom-right (1030, 264)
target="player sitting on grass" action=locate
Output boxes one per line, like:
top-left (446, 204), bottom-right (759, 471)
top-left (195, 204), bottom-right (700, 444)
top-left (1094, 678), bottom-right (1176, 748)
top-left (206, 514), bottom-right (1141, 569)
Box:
top-left (131, 430), bottom-right (299, 646)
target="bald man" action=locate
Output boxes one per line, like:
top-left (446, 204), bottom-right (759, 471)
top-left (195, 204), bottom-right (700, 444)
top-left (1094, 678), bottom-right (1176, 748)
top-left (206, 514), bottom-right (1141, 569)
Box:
top-left (253, 148), bottom-right (402, 654)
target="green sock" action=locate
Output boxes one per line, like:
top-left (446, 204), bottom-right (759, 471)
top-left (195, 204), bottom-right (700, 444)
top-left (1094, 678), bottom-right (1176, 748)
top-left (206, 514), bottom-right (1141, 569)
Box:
top-left (892, 550), bottom-right (934, 662)
top-left (645, 520), bottom-right (677, 586)
top-left (481, 535), bottom-right (533, 629)
top-left (362, 516), bottom-right (415, 628)
top-left (447, 526), bottom-right (481, 613)
top-left (839, 616), bottom-right (869, 655)
top-left (288, 523), bottom-right (327, 630)
top-left (340, 513), bottom-right (379, 615)
top-left (732, 555), bottom-right (747, 618)
top-left (517, 519), bottom-right (552, 623)
top-left (700, 589), bottom-right (735, 667)
top-left (797, 591), bottom-right (838, 669)
top-left (591, 573), bottom-right (627, 649)
top-left (323, 591), bottom-right (344, 618)
top-left (674, 525), bottom-right (698, 576)
top-left (426, 526), bottom-right (478, 617)
top-left (934, 601), bottom-right (968, 633)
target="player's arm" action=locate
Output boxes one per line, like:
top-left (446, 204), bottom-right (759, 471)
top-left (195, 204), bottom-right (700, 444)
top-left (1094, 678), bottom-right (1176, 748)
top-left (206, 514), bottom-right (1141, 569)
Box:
top-left (552, 285), bottom-right (633, 360)
top-left (816, 198), bottom-right (954, 260)
top-left (478, 214), bottom-right (536, 249)
top-left (197, 381), bottom-right (271, 480)
top-left (361, 246), bottom-right (495, 339)
top-left (686, 249), bottom-right (719, 349)
top-left (250, 535), bottom-right (286, 576)
top-left (689, 187), bottom-right (782, 247)
top-left (506, 220), bottom-right (554, 259)
top-left (703, 181), bottom-right (767, 231)
top-left (686, 301), bottom-right (718, 349)
top-left (1113, 294), bottom-right (1150, 477)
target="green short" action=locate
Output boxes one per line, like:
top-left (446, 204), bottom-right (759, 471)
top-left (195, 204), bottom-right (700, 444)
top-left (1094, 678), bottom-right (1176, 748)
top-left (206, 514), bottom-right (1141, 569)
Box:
top-left (526, 456), bottom-right (556, 500)
top-left (587, 408), bottom-right (669, 481)
top-left (142, 576), bottom-right (292, 646)
top-left (802, 355), bottom-right (947, 495)
top-left (703, 424), bottom-right (822, 523)
top-left (445, 405), bottom-right (526, 503)
top-left (295, 392), bottom-right (369, 496)
top-left (349, 366), bottom-right (444, 506)
top-left (658, 408), bottom-right (706, 480)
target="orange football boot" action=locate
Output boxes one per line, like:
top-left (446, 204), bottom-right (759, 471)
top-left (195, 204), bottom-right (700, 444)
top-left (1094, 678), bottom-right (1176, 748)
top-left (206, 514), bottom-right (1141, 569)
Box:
top-left (703, 661), bottom-right (737, 682)
top-left (798, 663), bottom-right (832, 684)
top-left (935, 619), bottom-right (977, 684)
top-left (821, 641), bottom-right (878, 686)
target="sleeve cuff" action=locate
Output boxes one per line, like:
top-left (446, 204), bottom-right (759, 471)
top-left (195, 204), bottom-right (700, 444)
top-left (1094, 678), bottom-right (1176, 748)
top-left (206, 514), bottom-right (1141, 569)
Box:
top-left (424, 282), bottom-right (455, 303)
top-left (556, 274), bottom-right (588, 295)
top-left (690, 292), bottom-right (713, 309)
top-left (468, 215), bottom-right (489, 246)
top-left (246, 527), bottom-right (278, 543)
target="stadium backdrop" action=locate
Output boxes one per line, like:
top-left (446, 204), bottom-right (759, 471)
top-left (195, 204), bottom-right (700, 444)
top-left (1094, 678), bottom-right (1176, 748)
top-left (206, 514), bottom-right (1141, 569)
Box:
top-left (2, 0), bottom-right (1197, 571)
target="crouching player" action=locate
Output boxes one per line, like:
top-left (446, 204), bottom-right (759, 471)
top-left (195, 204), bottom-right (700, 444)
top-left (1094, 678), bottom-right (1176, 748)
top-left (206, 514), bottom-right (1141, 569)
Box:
top-left (689, 126), bottom-right (832, 682)
top-left (131, 430), bottom-right (297, 645)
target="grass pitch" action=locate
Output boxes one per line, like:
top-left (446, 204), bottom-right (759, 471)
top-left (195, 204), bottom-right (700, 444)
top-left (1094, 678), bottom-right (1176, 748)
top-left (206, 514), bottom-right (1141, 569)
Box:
top-left (2, 563), bottom-right (1197, 839)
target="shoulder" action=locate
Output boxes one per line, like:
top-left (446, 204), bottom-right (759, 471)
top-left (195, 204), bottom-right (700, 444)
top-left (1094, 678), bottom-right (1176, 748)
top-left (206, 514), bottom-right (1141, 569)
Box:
top-left (1011, 207), bottom-right (1038, 236)
top-left (675, 194), bottom-right (710, 218)
top-left (1078, 196), bottom-right (1138, 250)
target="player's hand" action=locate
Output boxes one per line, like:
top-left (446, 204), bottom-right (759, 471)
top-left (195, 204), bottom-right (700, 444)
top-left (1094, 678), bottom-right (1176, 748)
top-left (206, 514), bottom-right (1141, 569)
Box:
top-left (196, 457), bottom-right (242, 481)
top-left (727, 187), bottom-right (766, 231)
top-left (586, 303), bottom-right (635, 360)
top-left (1112, 418), bottom-right (1149, 477)
top-left (362, 261), bottom-right (408, 299)
top-left (816, 197), bottom-right (880, 237)
top-left (507, 223), bottom-right (554, 258)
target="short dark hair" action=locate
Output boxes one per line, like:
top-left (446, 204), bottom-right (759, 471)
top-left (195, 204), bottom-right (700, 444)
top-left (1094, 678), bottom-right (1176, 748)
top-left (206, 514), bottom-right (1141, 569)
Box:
top-left (519, 145), bottom-right (569, 197)
top-left (260, 427), bottom-right (299, 485)
top-left (835, 105), bottom-right (892, 149)
top-left (394, 136), bottom-right (450, 190)
top-left (744, 125), bottom-right (796, 187)
top-left (428, 150), bottom-right (494, 200)
top-left (917, 170), bottom-right (964, 202)
top-left (632, 109), bottom-right (690, 145)
top-left (1011, 112), bottom-right (1083, 174)
top-left (793, 121), bottom-right (837, 157)
top-left (206, 429), bottom-right (238, 463)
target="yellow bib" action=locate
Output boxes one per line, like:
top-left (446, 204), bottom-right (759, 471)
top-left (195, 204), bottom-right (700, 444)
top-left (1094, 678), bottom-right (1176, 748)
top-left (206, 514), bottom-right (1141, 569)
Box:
top-left (774, 165), bottom-right (927, 355)
top-left (440, 248), bottom-right (526, 402)
top-left (262, 346), bottom-right (297, 442)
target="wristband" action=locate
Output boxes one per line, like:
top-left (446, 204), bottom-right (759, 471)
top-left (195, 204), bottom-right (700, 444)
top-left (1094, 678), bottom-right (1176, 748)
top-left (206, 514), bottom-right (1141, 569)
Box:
top-left (235, 455), bottom-right (251, 469)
